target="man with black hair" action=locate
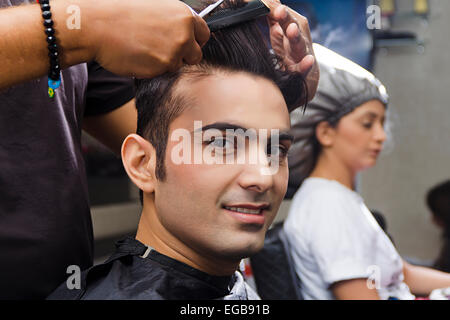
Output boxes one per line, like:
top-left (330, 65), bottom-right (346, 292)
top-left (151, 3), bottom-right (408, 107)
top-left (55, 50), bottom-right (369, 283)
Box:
top-left (48, 0), bottom-right (311, 300)
top-left (0, 0), bottom-right (210, 300)
top-left (1, 0), bottom-right (318, 299)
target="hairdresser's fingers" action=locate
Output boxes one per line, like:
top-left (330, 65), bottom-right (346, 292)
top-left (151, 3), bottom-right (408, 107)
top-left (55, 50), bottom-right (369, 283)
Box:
top-left (268, 7), bottom-right (301, 61)
top-left (285, 22), bottom-right (308, 61)
top-left (269, 5), bottom-right (316, 72)
top-left (275, 7), bottom-right (310, 57)
top-left (182, 40), bottom-right (203, 65)
top-left (261, 0), bottom-right (282, 13)
top-left (268, 21), bottom-right (284, 51)
top-left (267, 4), bottom-right (289, 27)
top-left (167, 58), bottom-right (185, 73)
top-left (192, 14), bottom-right (211, 48)
top-left (267, 4), bottom-right (319, 102)
top-left (284, 11), bottom-right (316, 75)
top-left (270, 6), bottom-right (311, 43)
top-left (270, 25), bottom-right (314, 76)
top-left (273, 5), bottom-right (310, 39)
top-left (269, 16), bottom-right (308, 69)
top-left (284, 22), bottom-right (318, 100)
top-left (294, 54), bottom-right (315, 75)
top-left (286, 53), bottom-right (315, 76)
top-left (181, 14), bottom-right (207, 65)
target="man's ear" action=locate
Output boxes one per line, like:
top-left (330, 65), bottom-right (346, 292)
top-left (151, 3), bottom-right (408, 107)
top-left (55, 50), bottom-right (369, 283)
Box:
top-left (315, 121), bottom-right (336, 148)
top-left (121, 134), bottom-right (157, 194)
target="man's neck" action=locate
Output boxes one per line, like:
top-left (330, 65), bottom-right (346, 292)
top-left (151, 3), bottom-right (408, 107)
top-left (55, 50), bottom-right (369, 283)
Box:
top-left (136, 201), bottom-right (239, 277)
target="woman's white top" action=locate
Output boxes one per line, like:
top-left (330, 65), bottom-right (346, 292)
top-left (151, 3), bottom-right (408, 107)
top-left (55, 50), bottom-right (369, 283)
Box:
top-left (284, 177), bottom-right (415, 300)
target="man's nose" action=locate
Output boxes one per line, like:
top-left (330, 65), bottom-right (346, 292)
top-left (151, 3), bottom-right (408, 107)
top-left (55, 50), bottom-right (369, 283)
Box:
top-left (237, 146), bottom-right (275, 194)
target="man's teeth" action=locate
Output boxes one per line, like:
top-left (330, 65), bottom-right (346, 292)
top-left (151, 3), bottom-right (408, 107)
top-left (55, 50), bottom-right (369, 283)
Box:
top-left (224, 206), bottom-right (262, 214)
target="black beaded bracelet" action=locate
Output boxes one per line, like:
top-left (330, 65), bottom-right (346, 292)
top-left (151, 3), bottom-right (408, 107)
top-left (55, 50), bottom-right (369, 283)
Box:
top-left (38, 0), bottom-right (61, 98)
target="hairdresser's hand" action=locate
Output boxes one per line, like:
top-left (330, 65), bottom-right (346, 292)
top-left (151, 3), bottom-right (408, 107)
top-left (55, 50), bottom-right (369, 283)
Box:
top-left (86, 0), bottom-right (210, 78)
top-left (265, 1), bottom-right (319, 102)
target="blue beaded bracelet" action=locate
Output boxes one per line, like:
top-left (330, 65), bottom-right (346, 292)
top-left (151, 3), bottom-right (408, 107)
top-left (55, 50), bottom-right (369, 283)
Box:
top-left (38, 0), bottom-right (61, 98)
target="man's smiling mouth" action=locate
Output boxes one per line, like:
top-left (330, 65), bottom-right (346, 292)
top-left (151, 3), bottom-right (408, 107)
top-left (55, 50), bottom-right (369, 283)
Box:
top-left (223, 206), bottom-right (262, 215)
top-left (222, 203), bottom-right (270, 225)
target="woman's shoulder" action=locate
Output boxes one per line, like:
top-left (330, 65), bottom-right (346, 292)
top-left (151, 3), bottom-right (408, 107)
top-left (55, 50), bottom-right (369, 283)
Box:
top-left (292, 177), bottom-right (359, 205)
top-left (285, 178), bottom-right (376, 247)
top-left (286, 177), bottom-right (365, 229)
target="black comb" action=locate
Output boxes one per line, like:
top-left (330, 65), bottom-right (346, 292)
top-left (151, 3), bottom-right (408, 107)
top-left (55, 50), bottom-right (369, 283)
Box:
top-left (205, 0), bottom-right (270, 32)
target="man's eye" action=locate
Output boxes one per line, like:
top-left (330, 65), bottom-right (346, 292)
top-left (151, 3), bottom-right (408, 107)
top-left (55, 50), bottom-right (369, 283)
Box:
top-left (208, 137), bottom-right (234, 149)
top-left (267, 144), bottom-right (288, 158)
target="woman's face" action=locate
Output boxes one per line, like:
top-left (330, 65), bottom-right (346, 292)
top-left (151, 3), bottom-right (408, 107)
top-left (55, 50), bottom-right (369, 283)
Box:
top-left (329, 99), bottom-right (387, 172)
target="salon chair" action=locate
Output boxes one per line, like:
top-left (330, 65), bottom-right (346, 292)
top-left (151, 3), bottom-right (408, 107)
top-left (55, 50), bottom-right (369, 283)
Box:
top-left (250, 222), bottom-right (303, 300)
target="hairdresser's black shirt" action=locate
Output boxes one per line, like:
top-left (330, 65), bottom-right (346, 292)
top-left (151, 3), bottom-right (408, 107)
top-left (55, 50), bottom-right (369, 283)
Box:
top-left (48, 237), bottom-right (260, 300)
top-left (0, 1), bottom-right (135, 299)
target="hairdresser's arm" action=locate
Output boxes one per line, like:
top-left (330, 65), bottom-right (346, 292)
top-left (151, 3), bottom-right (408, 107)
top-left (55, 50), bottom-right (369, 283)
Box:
top-left (267, 4), bottom-right (320, 102)
top-left (331, 279), bottom-right (381, 300)
top-left (0, 0), bottom-right (210, 90)
top-left (83, 99), bottom-right (137, 156)
top-left (403, 260), bottom-right (450, 296)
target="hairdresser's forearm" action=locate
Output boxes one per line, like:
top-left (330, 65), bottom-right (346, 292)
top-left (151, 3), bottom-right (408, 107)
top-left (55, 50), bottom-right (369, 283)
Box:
top-left (0, 1), bottom-right (93, 90)
top-left (403, 260), bottom-right (450, 296)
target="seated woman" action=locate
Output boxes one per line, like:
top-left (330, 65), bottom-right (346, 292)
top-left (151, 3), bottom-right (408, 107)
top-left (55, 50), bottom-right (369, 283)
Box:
top-left (284, 45), bottom-right (450, 300)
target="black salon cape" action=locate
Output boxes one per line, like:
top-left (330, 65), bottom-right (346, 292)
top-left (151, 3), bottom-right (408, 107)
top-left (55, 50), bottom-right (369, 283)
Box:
top-left (47, 237), bottom-right (260, 300)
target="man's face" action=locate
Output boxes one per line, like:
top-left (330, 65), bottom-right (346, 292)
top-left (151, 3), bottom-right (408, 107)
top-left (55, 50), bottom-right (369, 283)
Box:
top-left (153, 72), bottom-right (292, 263)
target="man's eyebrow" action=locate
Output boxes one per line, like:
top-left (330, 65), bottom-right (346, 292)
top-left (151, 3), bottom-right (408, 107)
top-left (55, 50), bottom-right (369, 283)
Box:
top-left (267, 132), bottom-right (294, 146)
top-left (193, 122), bottom-right (293, 141)
top-left (194, 122), bottom-right (248, 133)
top-left (276, 132), bottom-right (294, 142)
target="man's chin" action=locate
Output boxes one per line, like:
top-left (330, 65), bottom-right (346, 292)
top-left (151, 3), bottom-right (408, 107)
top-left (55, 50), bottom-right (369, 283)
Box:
top-left (218, 239), bottom-right (265, 261)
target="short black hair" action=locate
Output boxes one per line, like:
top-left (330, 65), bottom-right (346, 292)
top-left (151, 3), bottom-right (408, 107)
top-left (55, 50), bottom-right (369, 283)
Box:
top-left (134, 0), bottom-right (307, 202)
